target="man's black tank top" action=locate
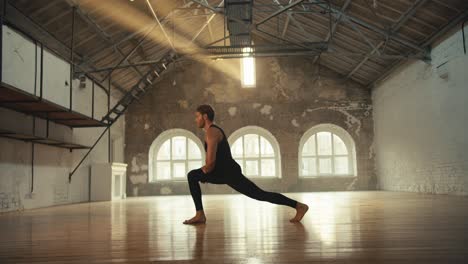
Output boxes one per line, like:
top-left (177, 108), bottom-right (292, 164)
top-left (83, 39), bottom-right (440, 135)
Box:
top-left (204, 124), bottom-right (238, 173)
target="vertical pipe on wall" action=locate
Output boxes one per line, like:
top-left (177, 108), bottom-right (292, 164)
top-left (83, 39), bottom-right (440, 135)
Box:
top-left (31, 142), bottom-right (34, 193)
top-left (0, 21), bottom-right (2, 84)
top-left (92, 81), bottom-right (95, 119)
top-left (223, 7), bottom-right (226, 46)
top-left (69, 6), bottom-right (76, 111)
top-left (462, 19), bottom-right (468, 55)
top-left (31, 117), bottom-right (35, 193)
top-left (1, 0), bottom-right (6, 17)
top-left (108, 74), bottom-right (111, 163)
top-left (46, 116), bottom-right (49, 138)
top-left (34, 41), bottom-right (37, 95)
top-left (0, 0), bottom-right (4, 83)
top-left (40, 43), bottom-right (43, 99)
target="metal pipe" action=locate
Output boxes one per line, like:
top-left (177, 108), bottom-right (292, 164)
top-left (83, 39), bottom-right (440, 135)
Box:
top-left (31, 142), bottom-right (34, 193)
top-left (463, 19), bottom-right (468, 54)
top-left (34, 41), bottom-right (37, 95)
top-left (0, 12), bottom-right (3, 83)
top-left (31, 117), bottom-right (35, 193)
top-left (1, 0), bottom-right (6, 17)
top-left (92, 82), bottom-right (95, 119)
top-left (108, 75), bottom-right (111, 163)
top-left (46, 117), bottom-right (49, 138)
top-left (40, 43), bottom-right (43, 99)
top-left (69, 6), bottom-right (75, 111)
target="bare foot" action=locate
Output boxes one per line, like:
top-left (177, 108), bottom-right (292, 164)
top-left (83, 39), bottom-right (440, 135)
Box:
top-left (290, 202), bottom-right (309, 222)
top-left (183, 212), bottom-right (206, 225)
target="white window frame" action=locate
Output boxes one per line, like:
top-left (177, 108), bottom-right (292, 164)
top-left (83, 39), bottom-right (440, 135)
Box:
top-left (299, 124), bottom-right (357, 178)
top-left (148, 129), bottom-right (205, 182)
top-left (228, 126), bottom-right (281, 178)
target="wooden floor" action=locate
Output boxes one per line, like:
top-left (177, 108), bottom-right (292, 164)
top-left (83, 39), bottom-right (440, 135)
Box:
top-left (1, 191), bottom-right (468, 263)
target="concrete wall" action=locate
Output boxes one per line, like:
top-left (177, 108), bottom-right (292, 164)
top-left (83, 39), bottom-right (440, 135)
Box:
top-left (125, 57), bottom-right (376, 196)
top-left (372, 26), bottom-right (468, 195)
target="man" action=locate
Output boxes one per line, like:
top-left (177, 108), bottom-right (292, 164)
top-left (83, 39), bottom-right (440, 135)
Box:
top-left (183, 105), bottom-right (309, 225)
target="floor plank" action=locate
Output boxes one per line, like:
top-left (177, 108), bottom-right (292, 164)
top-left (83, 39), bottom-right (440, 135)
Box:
top-left (1, 191), bottom-right (468, 263)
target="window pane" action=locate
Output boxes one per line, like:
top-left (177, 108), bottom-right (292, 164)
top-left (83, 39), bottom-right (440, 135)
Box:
top-left (245, 160), bottom-right (258, 176)
top-left (156, 140), bottom-right (171, 160)
top-left (234, 159), bottom-right (244, 172)
top-left (244, 134), bottom-right (259, 158)
top-left (302, 135), bottom-right (316, 156)
top-left (173, 162), bottom-right (186, 178)
top-left (334, 157), bottom-right (349, 175)
top-left (172, 136), bottom-right (186, 160)
top-left (301, 157), bottom-right (317, 176)
top-left (261, 159), bottom-right (275, 177)
top-left (319, 158), bottom-right (332, 174)
top-left (187, 139), bottom-right (201, 159)
top-left (188, 161), bottom-right (202, 172)
top-left (317, 132), bottom-right (332, 155)
top-left (231, 138), bottom-right (243, 158)
top-left (156, 161), bottom-right (171, 180)
top-left (333, 134), bottom-right (348, 155)
top-left (260, 137), bottom-right (274, 157)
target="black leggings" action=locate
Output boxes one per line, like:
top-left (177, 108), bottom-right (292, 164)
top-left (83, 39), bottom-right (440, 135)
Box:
top-left (187, 168), bottom-right (298, 211)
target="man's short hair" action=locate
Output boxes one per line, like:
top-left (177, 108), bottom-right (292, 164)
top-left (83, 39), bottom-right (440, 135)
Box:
top-left (196, 104), bottom-right (215, 121)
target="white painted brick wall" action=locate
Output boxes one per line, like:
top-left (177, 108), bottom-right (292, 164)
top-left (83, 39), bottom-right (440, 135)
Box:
top-left (372, 26), bottom-right (468, 195)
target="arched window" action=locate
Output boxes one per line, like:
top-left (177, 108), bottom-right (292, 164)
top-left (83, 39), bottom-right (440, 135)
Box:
top-left (228, 126), bottom-right (281, 178)
top-left (149, 129), bottom-right (204, 182)
top-left (299, 124), bottom-right (356, 177)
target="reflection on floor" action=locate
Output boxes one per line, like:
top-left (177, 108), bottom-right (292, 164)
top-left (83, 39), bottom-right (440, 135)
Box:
top-left (1, 191), bottom-right (468, 263)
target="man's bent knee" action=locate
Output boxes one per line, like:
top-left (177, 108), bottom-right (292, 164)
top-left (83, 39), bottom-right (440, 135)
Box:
top-left (187, 168), bottom-right (203, 180)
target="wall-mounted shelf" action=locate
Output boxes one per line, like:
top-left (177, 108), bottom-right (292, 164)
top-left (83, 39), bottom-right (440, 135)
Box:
top-left (0, 82), bottom-right (107, 128)
top-left (0, 128), bottom-right (91, 150)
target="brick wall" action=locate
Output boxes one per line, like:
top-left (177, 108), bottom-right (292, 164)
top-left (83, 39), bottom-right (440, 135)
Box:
top-left (125, 57), bottom-right (376, 196)
top-left (372, 26), bottom-right (468, 195)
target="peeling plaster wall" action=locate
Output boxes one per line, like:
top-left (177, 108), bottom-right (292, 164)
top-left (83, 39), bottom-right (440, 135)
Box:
top-left (125, 57), bottom-right (375, 196)
top-left (373, 27), bottom-right (468, 195)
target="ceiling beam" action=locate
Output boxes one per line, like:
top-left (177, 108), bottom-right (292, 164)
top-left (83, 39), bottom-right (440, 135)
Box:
top-left (30, 0), bottom-right (58, 18)
top-left (307, 0), bottom-right (426, 53)
top-left (146, 0), bottom-right (176, 52)
top-left (312, 0), bottom-right (352, 64)
top-left (63, 0), bottom-right (149, 76)
top-left (256, 0), bottom-right (305, 27)
top-left (281, 13), bottom-right (290, 38)
top-left (74, 1), bottom-right (196, 76)
top-left (368, 7), bottom-right (468, 89)
top-left (346, 0), bottom-right (429, 80)
top-left (272, 0), bottom-right (322, 43)
top-left (191, 0), bottom-right (224, 45)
